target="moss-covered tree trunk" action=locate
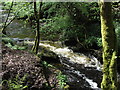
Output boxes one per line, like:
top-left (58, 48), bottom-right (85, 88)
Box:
top-left (99, 1), bottom-right (118, 90)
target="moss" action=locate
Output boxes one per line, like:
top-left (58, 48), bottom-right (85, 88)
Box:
top-left (37, 46), bottom-right (59, 63)
top-left (100, 2), bottom-right (117, 90)
top-left (2, 37), bottom-right (14, 45)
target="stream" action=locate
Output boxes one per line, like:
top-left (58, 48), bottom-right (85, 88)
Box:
top-left (27, 41), bottom-right (102, 90)
top-left (1, 3), bottom-right (103, 90)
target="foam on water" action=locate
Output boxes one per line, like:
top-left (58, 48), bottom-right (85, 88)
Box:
top-left (66, 70), bottom-right (99, 89)
top-left (39, 42), bottom-right (101, 70)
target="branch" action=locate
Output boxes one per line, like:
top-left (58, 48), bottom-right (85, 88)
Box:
top-left (2, 1), bottom-right (14, 34)
top-left (2, 16), bottom-right (16, 30)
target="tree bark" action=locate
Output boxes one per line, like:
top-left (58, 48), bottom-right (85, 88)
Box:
top-left (32, 1), bottom-right (42, 54)
top-left (99, 1), bottom-right (118, 90)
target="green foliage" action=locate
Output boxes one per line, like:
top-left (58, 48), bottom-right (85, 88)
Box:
top-left (2, 37), bottom-right (14, 45)
top-left (3, 2), bottom-right (119, 50)
top-left (5, 43), bottom-right (27, 50)
top-left (84, 23), bottom-right (102, 48)
top-left (41, 60), bottom-right (68, 89)
top-left (85, 36), bottom-right (102, 48)
top-left (40, 14), bottom-right (86, 42)
top-left (97, 38), bottom-right (102, 47)
top-left (40, 2), bottom-right (89, 40)
top-left (41, 61), bottom-right (55, 68)
top-left (40, 15), bottom-right (74, 40)
top-left (12, 45), bottom-right (27, 50)
top-left (86, 2), bottom-right (100, 22)
top-left (2, 34), bottom-right (7, 37)
top-left (3, 2), bottom-right (34, 19)
top-left (13, 2), bottom-right (34, 18)
top-left (56, 71), bottom-right (68, 89)
top-left (2, 2), bottom-right (12, 10)
top-left (115, 22), bottom-right (120, 50)
top-left (1, 74), bottom-right (28, 90)
top-left (61, 25), bottom-right (85, 41)
top-left (40, 18), bottom-right (60, 40)
top-left (40, 2), bottom-right (102, 48)
top-left (112, 2), bottom-right (120, 22)
top-left (42, 2), bottom-right (59, 18)
top-left (2, 37), bottom-right (27, 50)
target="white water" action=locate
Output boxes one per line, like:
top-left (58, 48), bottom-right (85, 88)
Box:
top-left (59, 58), bottom-right (100, 89)
top-left (61, 62), bottom-right (99, 89)
top-left (66, 70), bottom-right (98, 89)
top-left (38, 42), bottom-right (102, 70)
top-left (26, 41), bottom-right (102, 89)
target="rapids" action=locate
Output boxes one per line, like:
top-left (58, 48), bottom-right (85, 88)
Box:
top-left (26, 41), bottom-right (102, 89)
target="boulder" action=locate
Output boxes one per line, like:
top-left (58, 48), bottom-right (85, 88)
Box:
top-left (37, 46), bottom-right (59, 63)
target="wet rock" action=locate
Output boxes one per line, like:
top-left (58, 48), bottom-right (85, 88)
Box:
top-left (63, 38), bottom-right (78, 46)
top-left (38, 46), bottom-right (59, 63)
top-left (89, 49), bottom-right (103, 64)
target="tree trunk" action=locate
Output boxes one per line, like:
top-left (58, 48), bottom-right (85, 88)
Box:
top-left (32, 1), bottom-right (42, 54)
top-left (99, 1), bottom-right (118, 90)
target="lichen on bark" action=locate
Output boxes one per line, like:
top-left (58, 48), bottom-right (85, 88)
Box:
top-left (99, 1), bottom-right (118, 90)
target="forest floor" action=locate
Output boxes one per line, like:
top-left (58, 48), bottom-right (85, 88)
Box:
top-left (1, 45), bottom-right (60, 90)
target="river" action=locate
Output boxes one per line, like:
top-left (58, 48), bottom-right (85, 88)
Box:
top-left (26, 41), bottom-right (102, 89)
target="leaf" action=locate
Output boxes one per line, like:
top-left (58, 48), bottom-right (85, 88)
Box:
top-left (22, 86), bottom-right (28, 89)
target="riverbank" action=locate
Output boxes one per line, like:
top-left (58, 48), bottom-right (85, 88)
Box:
top-left (1, 45), bottom-right (64, 90)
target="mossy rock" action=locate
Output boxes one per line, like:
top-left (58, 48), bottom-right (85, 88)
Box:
top-left (38, 46), bottom-right (59, 63)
